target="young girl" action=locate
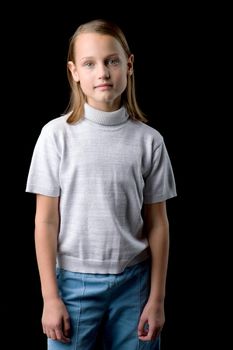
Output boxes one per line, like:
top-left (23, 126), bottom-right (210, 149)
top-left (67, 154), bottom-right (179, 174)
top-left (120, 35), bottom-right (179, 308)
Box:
top-left (26, 19), bottom-right (177, 350)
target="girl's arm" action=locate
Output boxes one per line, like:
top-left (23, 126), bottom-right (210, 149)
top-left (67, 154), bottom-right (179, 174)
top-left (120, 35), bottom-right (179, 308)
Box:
top-left (138, 201), bottom-right (169, 341)
top-left (35, 194), bottom-right (70, 343)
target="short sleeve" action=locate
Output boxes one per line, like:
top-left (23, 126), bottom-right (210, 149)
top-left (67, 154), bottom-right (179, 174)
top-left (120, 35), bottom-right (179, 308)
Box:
top-left (143, 141), bottom-right (177, 203)
top-left (25, 126), bottom-right (61, 197)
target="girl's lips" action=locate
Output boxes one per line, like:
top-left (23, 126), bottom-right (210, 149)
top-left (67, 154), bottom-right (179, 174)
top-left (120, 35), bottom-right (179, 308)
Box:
top-left (95, 84), bottom-right (113, 88)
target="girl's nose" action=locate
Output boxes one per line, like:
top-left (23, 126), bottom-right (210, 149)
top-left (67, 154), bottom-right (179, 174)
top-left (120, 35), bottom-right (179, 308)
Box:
top-left (98, 64), bottom-right (110, 80)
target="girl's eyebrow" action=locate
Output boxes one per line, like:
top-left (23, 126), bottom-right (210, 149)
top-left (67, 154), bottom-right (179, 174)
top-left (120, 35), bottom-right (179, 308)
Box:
top-left (80, 53), bottom-right (120, 62)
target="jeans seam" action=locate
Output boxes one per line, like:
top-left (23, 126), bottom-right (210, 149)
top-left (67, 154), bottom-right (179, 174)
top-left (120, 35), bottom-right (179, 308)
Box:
top-left (74, 275), bottom-right (86, 348)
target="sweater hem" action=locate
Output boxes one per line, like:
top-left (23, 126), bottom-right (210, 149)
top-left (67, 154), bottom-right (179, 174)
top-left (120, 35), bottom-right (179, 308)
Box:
top-left (57, 249), bottom-right (150, 274)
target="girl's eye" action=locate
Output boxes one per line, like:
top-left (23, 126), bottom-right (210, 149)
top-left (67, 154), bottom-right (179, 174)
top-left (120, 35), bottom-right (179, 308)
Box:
top-left (83, 62), bottom-right (94, 68)
top-left (107, 58), bottom-right (120, 66)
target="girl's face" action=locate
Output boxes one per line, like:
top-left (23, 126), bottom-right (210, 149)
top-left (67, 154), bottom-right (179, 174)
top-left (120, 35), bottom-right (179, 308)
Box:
top-left (68, 33), bottom-right (133, 112)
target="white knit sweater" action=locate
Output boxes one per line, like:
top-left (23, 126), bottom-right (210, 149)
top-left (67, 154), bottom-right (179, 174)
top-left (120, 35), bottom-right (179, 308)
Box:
top-left (26, 103), bottom-right (177, 273)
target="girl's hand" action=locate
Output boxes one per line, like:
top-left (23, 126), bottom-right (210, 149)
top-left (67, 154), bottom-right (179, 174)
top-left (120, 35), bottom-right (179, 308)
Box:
top-left (137, 300), bottom-right (165, 341)
top-left (42, 297), bottom-right (71, 343)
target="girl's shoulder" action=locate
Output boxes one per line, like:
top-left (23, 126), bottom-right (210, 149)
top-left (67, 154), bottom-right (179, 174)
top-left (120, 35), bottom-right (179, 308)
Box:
top-left (39, 113), bottom-right (77, 140)
top-left (129, 119), bottom-right (164, 143)
top-left (41, 114), bottom-right (69, 133)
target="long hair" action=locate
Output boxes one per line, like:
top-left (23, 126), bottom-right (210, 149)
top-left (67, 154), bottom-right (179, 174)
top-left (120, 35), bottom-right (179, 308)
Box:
top-left (65, 19), bottom-right (147, 124)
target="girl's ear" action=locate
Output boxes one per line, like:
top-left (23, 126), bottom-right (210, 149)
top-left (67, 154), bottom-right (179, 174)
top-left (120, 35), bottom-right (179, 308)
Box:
top-left (67, 61), bottom-right (79, 82)
top-left (127, 54), bottom-right (134, 76)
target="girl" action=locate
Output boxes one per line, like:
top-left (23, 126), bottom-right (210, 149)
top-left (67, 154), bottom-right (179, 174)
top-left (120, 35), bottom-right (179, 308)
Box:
top-left (26, 19), bottom-right (177, 350)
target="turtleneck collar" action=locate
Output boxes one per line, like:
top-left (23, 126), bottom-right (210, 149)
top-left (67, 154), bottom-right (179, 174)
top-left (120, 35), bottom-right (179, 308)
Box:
top-left (84, 103), bottom-right (129, 126)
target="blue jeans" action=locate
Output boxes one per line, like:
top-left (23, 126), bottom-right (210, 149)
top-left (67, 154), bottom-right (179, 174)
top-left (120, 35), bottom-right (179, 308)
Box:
top-left (48, 259), bottom-right (160, 349)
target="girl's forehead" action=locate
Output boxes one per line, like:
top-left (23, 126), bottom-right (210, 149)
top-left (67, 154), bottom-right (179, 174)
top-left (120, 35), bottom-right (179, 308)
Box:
top-left (74, 33), bottom-right (123, 52)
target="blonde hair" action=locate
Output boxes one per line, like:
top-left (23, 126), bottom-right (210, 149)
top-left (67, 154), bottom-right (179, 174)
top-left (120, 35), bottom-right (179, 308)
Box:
top-left (65, 19), bottom-right (147, 124)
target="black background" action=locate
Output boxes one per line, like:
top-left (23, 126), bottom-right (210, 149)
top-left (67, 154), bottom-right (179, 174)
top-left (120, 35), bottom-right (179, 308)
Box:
top-left (2, 2), bottom-right (216, 349)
